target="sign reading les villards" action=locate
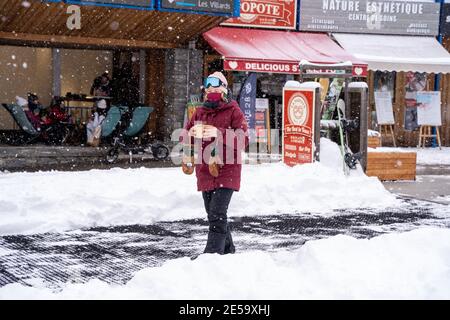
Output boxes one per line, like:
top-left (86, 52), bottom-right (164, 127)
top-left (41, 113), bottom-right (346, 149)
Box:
top-left (160, 0), bottom-right (234, 14)
top-left (299, 0), bottom-right (440, 36)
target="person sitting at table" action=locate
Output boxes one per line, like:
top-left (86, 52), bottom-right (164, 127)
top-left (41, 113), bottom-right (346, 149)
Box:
top-left (18, 93), bottom-right (46, 131)
top-left (47, 97), bottom-right (71, 124)
top-left (90, 72), bottom-right (111, 97)
top-left (86, 99), bottom-right (107, 146)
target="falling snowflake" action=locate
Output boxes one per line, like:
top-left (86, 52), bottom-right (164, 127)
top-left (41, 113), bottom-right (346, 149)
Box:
top-left (168, 26), bottom-right (173, 31)
top-left (21, 1), bottom-right (31, 8)
top-left (11, 55), bottom-right (16, 60)
top-left (110, 21), bottom-right (119, 31)
top-left (22, 62), bottom-right (28, 69)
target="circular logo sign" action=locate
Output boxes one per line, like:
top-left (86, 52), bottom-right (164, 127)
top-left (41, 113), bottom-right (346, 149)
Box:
top-left (288, 93), bottom-right (309, 126)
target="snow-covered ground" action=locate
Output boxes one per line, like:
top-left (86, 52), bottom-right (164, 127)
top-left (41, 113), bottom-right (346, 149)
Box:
top-left (1, 227), bottom-right (449, 299)
top-left (0, 139), bottom-right (400, 235)
top-left (369, 146), bottom-right (450, 166)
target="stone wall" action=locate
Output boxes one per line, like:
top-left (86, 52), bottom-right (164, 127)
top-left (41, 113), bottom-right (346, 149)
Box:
top-left (161, 48), bottom-right (203, 143)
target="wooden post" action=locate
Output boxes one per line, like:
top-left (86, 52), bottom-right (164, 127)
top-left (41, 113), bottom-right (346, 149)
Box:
top-left (380, 124), bottom-right (396, 147)
top-left (418, 125), bottom-right (442, 149)
top-left (266, 108), bottom-right (272, 154)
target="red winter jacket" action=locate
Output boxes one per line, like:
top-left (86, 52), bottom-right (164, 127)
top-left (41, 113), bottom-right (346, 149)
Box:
top-left (184, 100), bottom-right (249, 192)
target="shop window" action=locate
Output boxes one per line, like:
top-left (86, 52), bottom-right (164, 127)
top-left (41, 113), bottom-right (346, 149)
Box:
top-left (372, 71), bottom-right (396, 129)
top-left (374, 71), bottom-right (396, 98)
top-left (404, 72), bottom-right (427, 131)
top-left (61, 49), bottom-right (112, 99)
top-left (0, 46), bottom-right (53, 130)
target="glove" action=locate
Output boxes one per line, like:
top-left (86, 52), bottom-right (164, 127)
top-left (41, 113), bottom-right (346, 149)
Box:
top-left (182, 156), bottom-right (195, 175)
top-left (202, 125), bottom-right (218, 139)
top-left (181, 144), bottom-right (194, 175)
top-left (208, 148), bottom-right (221, 178)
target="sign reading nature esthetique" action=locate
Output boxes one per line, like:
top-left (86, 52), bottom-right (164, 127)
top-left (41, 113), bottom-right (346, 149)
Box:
top-left (299, 0), bottom-right (440, 36)
top-left (440, 3), bottom-right (450, 36)
top-left (222, 0), bottom-right (297, 30)
top-left (159, 0), bottom-right (235, 15)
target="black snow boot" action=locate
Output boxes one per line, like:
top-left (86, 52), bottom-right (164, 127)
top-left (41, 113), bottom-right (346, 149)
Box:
top-left (204, 230), bottom-right (227, 254)
top-left (224, 225), bottom-right (235, 254)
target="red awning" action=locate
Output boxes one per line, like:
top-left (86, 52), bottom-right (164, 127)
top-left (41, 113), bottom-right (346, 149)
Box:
top-left (203, 27), bottom-right (367, 77)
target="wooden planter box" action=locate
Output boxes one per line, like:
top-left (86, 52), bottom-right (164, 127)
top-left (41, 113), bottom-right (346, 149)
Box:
top-left (366, 152), bottom-right (417, 181)
top-left (368, 136), bottom-right (381, 148)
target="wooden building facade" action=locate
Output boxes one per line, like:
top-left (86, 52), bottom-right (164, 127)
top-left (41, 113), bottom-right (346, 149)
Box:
top-left (0, 0), bottom-right (227, 141)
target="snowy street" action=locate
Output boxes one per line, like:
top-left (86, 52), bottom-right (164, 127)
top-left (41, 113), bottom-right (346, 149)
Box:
top-left (0, 197), bottom-right (449, 294)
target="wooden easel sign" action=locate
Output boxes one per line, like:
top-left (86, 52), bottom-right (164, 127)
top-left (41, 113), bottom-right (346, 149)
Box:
top-left (416, 91), bottom-right (442, 149)
top-left (374, 91), bottom-right (396, 147)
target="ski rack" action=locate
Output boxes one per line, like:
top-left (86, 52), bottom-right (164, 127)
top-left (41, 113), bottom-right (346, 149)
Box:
top-left (298, 60), bottom-right (369, 172)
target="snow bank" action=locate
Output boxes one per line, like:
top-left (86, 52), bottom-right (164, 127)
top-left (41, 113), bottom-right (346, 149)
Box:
top-left (1, 227), bottom-right (449, 299)
top-left (0, 138), bottom-right (399, 235)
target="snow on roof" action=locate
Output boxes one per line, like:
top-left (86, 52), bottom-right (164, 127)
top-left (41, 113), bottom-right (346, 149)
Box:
top-left (349, 82), bottom-right (368, 89)
top-left (333, 34), bottom-right (450, 73)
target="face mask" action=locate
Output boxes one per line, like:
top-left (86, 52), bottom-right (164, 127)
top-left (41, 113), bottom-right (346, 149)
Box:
top-left (206, 92), bottom-right (223, 102)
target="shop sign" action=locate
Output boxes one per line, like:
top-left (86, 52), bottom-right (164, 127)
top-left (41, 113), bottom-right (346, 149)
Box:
top-left (299, 61), bottom-right (366, 78)
top-left (65, 0), bottom-right (154, 10)
top-left (224, 59), bottom-right (300, 74)
top-left (299, 0), bottom-right (440, 36)
top-left (159, 0), bottom-right (236, 16)
top-left (282, 86), bottom-right (315, 166)
top-left (440, 3), bottom-right (450, 36)
top-left (222, 0), bottom-right (297, 30)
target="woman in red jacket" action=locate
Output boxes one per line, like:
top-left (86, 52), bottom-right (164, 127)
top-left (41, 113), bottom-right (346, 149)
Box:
top-left (182, 72), bottom-right (248, 255)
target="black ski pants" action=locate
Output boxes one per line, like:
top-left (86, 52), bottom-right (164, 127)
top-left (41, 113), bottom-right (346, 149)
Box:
top-left (202, 188), bottom-right (235, 255)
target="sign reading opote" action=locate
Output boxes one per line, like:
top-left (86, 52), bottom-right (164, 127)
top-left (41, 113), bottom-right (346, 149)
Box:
top-left (160, 0), bottom-right (235, 15)
top-left (299, 0), bottom-right (439, 36)
top-left (282, 85), bottom-right (315, 166)
top-left (222, 0), bottom-right (297, 30)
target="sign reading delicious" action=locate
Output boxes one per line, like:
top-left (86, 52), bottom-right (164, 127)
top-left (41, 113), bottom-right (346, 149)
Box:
top-left (224, 60), bottom-right (299, 74)
top-left (282, 86), bottom-right (315, 166)
top-left (299, 0), bottom-right (440, 36)
top-left (222, 0), bottom-right (297, 29)
top-left (160, 0), bottom-right (234, 14)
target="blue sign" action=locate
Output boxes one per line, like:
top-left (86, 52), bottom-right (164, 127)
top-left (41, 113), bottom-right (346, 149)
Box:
top-left (238, 73), bottom-right (257, 130)
top-left (157, 0), bottom-right (239, 17)
top-left (64, 0), bottom-right (154, 10)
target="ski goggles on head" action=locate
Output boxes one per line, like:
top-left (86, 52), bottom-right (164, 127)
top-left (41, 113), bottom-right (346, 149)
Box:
top-left (204, 77), bottom-right (226, 89)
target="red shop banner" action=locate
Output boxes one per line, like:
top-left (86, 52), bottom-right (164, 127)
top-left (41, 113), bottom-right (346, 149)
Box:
top-left (222, 0), bottom-right (297, 30)
top-left (282, 87), bottom-right (315, 166)
top-left (224, 59), bottom-right (299, 74)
